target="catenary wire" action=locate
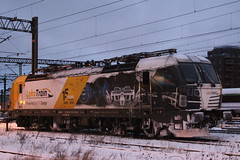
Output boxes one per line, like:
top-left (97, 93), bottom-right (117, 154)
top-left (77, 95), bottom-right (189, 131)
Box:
top-left (3, 0), bottom-right (240, 60)
top-left (40, 0), bottom-right (239, 33)
top-left (10, 0), bottom-right (239, 41)
top-left (41, 29), bottom-right (240, 58)
top-left (38, 1), bottom-right (240, 53)
top-left (61, 26), bottom-right (240, 60)
top-left (0, 0), bottom-right (45, 15)
top-left (40, 0), bottom-right (124, 24)
top-left (10, 0), bottom-right (148, 40)
top-left (40, 9), bottom-right (240, 57)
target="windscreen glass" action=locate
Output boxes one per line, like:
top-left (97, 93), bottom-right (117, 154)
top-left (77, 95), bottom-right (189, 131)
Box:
top-left (199, 64), bottom-right (220, 83)
top-left (179, 63), bottom-right (200, 83)
top-left (179, 63), bottom-right (220, 84)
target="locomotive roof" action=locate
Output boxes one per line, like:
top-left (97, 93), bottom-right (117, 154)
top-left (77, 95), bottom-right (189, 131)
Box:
top-left (136, 54), bottom-right (210, 71)
top-left (49, 67), bottom-right (102, 79)
top-left (48, 54), bottom-right (210, 78)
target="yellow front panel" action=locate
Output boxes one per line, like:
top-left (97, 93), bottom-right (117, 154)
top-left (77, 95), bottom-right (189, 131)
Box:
top-left (54, 76), bottom-right (89, 109)
top-left (9, 75), bottom-right (28, 110)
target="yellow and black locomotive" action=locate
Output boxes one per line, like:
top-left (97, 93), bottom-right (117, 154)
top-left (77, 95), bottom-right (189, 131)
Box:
top-left (9, 49), bottom-right (230, 137)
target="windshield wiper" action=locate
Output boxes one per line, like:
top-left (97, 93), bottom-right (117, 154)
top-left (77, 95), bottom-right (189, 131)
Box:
top-left (196, 65), bottom-right (216, 87)
top-left (202, 69), bottom-right (216, 87)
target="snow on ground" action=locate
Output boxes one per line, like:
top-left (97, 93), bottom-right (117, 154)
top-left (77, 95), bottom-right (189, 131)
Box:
top-left (0, 122), bottom-right (240, 160)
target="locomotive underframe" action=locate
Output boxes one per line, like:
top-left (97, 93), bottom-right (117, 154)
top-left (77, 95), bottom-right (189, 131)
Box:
top-left (9, 108), bottom-right (226, 138)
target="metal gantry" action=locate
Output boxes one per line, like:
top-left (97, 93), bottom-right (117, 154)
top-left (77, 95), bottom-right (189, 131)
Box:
top-left (0, 16), bottom-right (32, 32)
top-left (0, 16), bottom-right (38, 74)
top-left (0, 56), bottom-right (82, 65)
top-left (0, 56), bottom-right (83, 75)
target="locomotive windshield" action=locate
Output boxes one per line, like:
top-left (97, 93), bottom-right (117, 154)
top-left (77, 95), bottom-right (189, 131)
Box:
top-left (179, 63), bottom-right (220, 84)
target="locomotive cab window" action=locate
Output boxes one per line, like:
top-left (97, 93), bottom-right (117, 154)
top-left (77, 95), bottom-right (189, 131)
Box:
top-left (179, 63), bottom-right (200, 84)
top-left (198, 64), bottom-right (220, 84)
top-left (152, 67), bottom-right (179, 88)
top-left (179, 63), bottom-right (220, 84)
top-left (142, 71), bottom-right (150, 85)
top-left (19, 84), bottom-right (22, 94)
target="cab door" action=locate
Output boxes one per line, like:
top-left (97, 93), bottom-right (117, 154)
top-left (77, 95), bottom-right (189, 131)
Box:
top-left (141, 71), bottom-right (151, 107)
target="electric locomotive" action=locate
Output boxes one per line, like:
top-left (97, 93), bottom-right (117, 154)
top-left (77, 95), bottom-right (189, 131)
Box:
top-left (9, 49), bottom-right (230, 138)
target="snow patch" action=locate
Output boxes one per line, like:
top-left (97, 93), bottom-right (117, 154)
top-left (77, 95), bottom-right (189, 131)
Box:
top-left (0, 123), bottom-right (240, 159)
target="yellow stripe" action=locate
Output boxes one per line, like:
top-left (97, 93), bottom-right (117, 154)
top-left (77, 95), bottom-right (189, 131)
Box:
top-left (54, 76), bottom-right (89, 109)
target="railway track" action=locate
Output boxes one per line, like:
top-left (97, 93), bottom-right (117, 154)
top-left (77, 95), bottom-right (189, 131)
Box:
top-left (210, 118), bottom-right (240, 134)
top-left (210, 128), bottom-right (240, 134)
top-left (17, 129), bottom-right (240, 157)
top-left (1, 123), bottom-right (240, 159)
top-left (0, 150), bottom-right (42, 159)
top-left (5, 122), bottom-right (240, 147)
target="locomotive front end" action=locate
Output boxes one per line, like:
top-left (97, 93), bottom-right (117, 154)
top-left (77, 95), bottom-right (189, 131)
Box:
top-left (143, 54), bottom-right (224, 137)
top-left (168, 55), bottom-right (224, 137)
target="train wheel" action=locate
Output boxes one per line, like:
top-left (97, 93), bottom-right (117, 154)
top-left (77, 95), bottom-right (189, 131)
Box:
top-left (142, 119), bottom-right (155, 138)
top-left (133, 120), bottom-right (142, 138)
top-left (29, 123), bottom-right (39, 130)
top-left (111, 126), bottom-right (125, 136)
top-left (98, 119), bottom-right (113, 134)
top-left (159, 126), bottom-right (173, 138)
top-left (110, 121), bottom-right (126, 136)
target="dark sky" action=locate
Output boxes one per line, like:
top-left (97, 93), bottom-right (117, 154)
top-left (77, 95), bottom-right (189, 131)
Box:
top-left (0, 0), bottom-right (240, 79)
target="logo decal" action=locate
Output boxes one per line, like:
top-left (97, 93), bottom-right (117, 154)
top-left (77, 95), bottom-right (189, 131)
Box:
top-left (26, 88), bottom-right (53, 99)
top-left (206, 91), bottom-right (219, 95)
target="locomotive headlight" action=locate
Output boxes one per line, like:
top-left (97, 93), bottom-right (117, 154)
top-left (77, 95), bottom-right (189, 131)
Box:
top-left (194, 89), bottom-right (200, 96)
top-left (179, 95), bottom-right (187, 107)
top-left (223, 111), bottom-right (232, 121)
top-left (20, 100), bottom-right (26, 104)
top-left (192, 112), bottom-right (204, 123)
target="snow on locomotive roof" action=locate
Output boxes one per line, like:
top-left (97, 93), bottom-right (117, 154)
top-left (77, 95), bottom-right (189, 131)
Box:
top-left (49, 67), bottom-right (103, 78)
top-left (175, 54), bottom-right (210, 63)
top-left (48, 54), bottom-right (210, 78)
top-left (136, 54), bottom-right (210, 71)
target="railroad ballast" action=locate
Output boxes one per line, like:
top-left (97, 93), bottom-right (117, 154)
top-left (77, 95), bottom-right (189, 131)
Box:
top-left (9, 49), bottom-right (231, 138)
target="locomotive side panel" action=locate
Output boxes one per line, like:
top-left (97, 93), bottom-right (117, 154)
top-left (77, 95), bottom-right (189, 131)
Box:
top-left (23, 78), bottom-right (66, 109)
top-left (12, 76), bottom-right (89, 109)
top-left (77, 72), bottom-right (141, 108)
top-left (54, 76), bottom-right (89, 109)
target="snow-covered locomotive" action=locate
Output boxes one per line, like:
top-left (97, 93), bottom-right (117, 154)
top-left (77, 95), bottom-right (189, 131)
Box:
top-left (9, 49), bottom-right (230, 138)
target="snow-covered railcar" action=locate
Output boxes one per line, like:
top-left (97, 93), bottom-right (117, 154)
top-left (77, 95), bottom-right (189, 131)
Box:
top-left (9, 49), bottom-right (230, 138)
top-left (222, 88), bottom-right (240, 117)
